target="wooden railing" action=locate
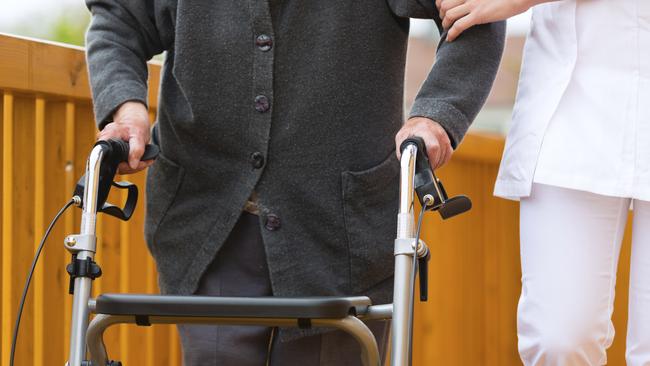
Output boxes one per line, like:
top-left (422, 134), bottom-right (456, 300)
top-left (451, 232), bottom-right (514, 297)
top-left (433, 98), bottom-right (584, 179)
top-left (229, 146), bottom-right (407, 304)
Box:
top-left (0, 33), bottom-right (175, 366)
top-left (0, 33), bottom-right (632, 365)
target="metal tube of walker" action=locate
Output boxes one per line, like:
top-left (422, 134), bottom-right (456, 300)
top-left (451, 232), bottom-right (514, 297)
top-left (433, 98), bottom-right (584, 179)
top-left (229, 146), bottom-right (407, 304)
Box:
top-left (67, 145), bottom-right (104, 366)
top-left (391, 143), bottom-right (418, 366)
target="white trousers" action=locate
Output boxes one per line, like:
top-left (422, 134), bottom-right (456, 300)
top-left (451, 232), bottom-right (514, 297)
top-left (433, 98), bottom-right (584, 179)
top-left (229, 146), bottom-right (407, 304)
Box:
top-left (518, 184), bottom-right (650, 366)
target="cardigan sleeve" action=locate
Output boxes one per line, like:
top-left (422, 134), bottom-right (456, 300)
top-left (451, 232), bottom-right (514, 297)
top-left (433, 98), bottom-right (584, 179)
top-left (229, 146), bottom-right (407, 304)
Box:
top-left (85, 0), bottom-right (175, 129)
top-left (387, 0), bottom-right (506, 148)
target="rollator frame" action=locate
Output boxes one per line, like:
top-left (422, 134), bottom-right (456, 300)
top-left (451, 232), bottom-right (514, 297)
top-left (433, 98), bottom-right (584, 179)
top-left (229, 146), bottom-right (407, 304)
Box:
top-left (65, 138), bottom-right (469, 366)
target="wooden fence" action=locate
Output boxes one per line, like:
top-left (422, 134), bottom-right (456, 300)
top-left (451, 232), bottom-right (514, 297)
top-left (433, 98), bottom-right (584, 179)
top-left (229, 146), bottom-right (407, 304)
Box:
top-left (0, 33), bottom-right (633, 365)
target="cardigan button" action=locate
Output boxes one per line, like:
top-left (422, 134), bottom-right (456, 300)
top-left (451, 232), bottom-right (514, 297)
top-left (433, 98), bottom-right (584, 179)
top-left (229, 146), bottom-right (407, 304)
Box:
top-left (265, 214), bottom-right (281, 231)
top-left (255, 34), bottom-right (273, 52)
top-left (250, 152), bottom-right (265, 169)
top-left (255, 95), bottom-right (270, 113)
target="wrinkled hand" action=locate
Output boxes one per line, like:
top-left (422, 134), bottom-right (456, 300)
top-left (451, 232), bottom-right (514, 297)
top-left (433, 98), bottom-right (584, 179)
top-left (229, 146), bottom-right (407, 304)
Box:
top-left (437, 0), bottom-right (531, 41)
top-left (395, 117), bottom-right (453, 170)
top-left (97, 101), bottom-right (154, 175)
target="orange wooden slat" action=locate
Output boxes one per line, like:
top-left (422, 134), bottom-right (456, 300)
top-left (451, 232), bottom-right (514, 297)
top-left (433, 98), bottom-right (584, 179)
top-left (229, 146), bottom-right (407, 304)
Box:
top-left (119, 188), bottom-right (131, 363)
top-left (126, 170), bottom-right (150, 366)
top-left (170, 326), bottom-right (180, 364)
top-left (609, 218), bottom-right (633, 362)
top-left (33, 97), bottom-right (45, 366)
top-left (10, 95), bottom-right (37, 366)
top-left (0, 92), bottom-right (3, 364)
top-left (63, 101), bottom-right (76, 360)
top-left (42, 101), bottom-right (69, 365)
top-left (2, 91), bottom-right (14, 366)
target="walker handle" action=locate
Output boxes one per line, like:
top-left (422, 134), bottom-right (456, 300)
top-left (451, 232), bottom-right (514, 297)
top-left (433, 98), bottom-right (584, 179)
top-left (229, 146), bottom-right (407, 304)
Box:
top-left (100, 139), bottom-right (160, 164)
top-left (73, 140), bottom-right (159, 221)
top-left (399, 136), bottom-right (472, 219)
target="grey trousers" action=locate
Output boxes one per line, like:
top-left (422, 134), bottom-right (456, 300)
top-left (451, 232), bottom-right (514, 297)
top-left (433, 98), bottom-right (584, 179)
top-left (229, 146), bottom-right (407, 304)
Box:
top-left (178, 212), bottom-right (389, 366)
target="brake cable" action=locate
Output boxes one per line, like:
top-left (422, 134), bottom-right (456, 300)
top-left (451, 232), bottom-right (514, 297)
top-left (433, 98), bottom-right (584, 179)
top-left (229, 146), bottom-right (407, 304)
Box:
top-left (9, 197), bottom-right (79, 366)
top-left (407, 197), bottom-right (431, 363)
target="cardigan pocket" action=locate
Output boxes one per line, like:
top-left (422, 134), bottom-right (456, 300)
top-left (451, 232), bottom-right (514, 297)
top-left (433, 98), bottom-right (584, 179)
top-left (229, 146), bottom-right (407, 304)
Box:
top-left (341, 152), bottom-right (400, 294)
top-left (144, 153), bottom-right (185, 255)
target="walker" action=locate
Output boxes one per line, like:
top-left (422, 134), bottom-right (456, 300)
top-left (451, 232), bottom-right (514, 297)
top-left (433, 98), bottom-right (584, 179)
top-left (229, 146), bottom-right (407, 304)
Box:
top-left (11, 136), bottom-right (471, 366)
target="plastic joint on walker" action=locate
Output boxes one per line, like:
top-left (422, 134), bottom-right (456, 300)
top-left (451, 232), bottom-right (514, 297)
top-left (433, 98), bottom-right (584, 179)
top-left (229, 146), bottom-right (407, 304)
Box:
top-left (66, 256), bottom-right (102, 294)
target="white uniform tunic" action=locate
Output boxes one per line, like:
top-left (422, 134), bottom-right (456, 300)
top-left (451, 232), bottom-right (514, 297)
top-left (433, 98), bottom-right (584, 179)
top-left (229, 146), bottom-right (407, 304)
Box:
top-left (494, 0), bottom-right (650, 201)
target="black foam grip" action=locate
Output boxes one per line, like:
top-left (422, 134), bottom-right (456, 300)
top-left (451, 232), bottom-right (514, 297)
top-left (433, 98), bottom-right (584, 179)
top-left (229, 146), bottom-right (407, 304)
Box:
top-left (75, 140), bottom-right (159, 222)
top-left (141, 144), bottom-right (160, 161)
top-left (97, 139), bottom-right (130, 163)
top-left (399, 136), bottom-right (427, 157)
top-left (99, 139), bottom-right (159, 163)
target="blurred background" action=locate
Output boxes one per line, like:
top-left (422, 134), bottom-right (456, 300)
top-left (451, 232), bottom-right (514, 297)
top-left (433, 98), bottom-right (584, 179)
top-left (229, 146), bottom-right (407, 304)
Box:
top-left (0, 0), bottom-right (531, 136)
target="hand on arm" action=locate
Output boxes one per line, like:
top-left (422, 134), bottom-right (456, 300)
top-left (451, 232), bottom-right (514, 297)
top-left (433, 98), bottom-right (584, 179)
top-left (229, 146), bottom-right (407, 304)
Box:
top-left (391, 1), bottom-right (505, 169)
top-left (97, 101), bottom-right (153, 174)
top-left (438, 0), bottom-right (558, 41)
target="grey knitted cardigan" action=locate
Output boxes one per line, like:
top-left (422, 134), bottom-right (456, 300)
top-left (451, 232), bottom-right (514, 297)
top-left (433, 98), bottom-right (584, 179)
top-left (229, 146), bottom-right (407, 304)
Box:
top-left (85, 0), bottom-right (505, 339)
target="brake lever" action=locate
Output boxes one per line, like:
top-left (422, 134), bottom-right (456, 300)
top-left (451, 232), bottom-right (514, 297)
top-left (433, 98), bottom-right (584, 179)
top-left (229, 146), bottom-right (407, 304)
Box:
top-left (418, 251), bottom-right (431, 301)
top-left (399, 136), bottom-right (472, 219)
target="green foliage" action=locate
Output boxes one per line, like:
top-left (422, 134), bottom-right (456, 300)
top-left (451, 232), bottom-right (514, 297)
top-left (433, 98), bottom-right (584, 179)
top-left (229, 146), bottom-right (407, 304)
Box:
top-left (49, 10), bottom-right (90, 46)
top-left (4, 5), bottom-right (90, 47)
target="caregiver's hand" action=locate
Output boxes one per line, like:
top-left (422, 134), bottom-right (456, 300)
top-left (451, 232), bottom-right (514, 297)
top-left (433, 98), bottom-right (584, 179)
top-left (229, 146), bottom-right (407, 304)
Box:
top-left (438, 0), bottom-right (542, 41)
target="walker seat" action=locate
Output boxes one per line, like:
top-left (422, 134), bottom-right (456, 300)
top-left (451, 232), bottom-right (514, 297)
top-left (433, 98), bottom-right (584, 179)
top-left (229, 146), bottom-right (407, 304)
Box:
top-left (94, 294), bottom-right (372, 320)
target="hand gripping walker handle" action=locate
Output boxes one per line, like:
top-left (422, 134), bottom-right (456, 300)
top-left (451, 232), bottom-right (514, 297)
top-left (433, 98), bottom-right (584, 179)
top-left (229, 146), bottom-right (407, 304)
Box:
top-left (73, 139), bottom-right (160, 221)
top-left (399, 136), bottom-right (472, 219)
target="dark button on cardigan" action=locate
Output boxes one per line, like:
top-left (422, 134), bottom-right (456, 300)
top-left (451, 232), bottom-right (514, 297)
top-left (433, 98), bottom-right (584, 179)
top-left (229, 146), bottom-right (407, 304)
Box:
top-left (256, 34), bottom-right (273, 52)
top-left (254, 95), bottom-right (270, 113)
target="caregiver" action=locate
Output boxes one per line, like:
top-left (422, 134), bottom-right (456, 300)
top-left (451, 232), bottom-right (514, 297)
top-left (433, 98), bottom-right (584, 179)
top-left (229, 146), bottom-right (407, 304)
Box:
top-left (439, 0), bottom-right (650, 365)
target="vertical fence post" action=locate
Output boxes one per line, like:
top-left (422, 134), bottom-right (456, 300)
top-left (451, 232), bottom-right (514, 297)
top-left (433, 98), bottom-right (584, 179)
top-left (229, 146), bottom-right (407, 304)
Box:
top-left (63, 101), bottom-right (76, 361)
top-left (2, 91), bottom-right (15, 366)
top-left (170, 327), bottom-right (180, 364)
top-left (120, 189), bottom-right (131, 363)
top-left (33, 97), bottom-right (46, 366)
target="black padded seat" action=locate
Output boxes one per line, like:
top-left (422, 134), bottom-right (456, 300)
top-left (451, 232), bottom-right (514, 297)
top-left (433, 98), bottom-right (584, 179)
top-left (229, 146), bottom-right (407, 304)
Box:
top-left (94, 294), bottom-right (372, 319)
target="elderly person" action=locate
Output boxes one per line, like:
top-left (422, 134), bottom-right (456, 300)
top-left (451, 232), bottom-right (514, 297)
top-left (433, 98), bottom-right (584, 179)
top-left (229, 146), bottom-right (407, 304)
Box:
top-left (441, 0), bottom-right (650, 365)
top-left (84, 1), bottom-right (505, 364)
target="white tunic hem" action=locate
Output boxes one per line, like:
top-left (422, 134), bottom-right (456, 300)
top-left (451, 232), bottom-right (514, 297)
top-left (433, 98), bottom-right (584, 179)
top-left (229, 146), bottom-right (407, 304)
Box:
top-left (494, 177), bottom-right (650, 203)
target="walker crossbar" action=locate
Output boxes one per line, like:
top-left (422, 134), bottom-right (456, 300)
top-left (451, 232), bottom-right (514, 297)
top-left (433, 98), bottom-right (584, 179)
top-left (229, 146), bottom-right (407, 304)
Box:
top-left (86, 313), bottom-right (382, 366)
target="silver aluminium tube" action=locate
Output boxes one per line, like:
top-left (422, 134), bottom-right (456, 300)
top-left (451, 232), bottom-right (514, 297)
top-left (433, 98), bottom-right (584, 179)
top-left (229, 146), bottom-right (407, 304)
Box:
top-left (67, 145), bottom-right (104, 366)
top-left (391, 143), bottom-right (417, 366)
